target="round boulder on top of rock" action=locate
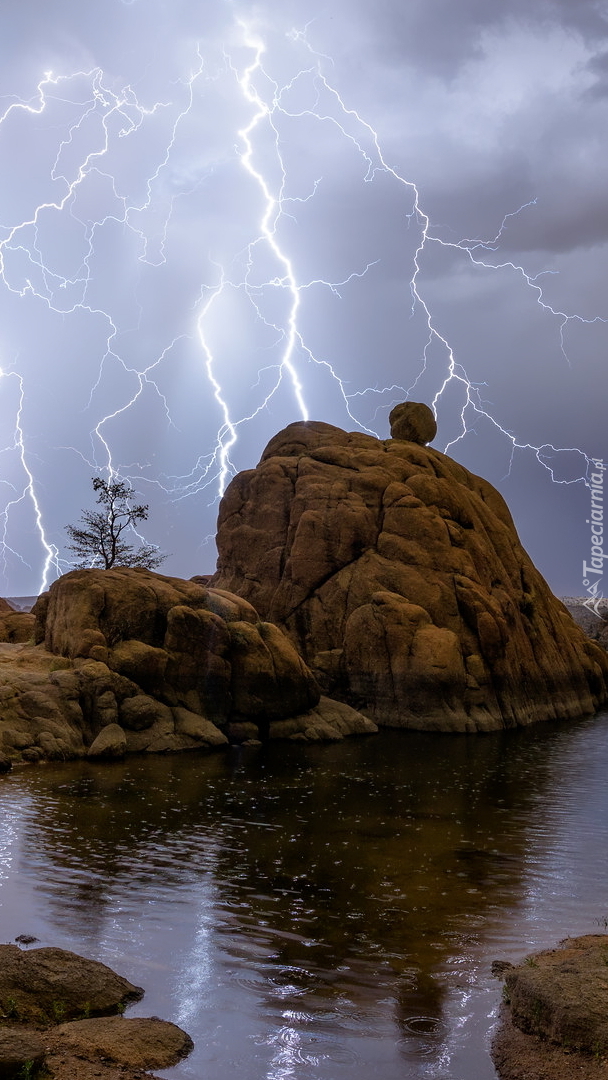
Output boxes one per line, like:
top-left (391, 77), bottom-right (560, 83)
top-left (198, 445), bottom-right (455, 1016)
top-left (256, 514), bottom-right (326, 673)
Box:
top-left (389, 401), bottom-right (437, 444)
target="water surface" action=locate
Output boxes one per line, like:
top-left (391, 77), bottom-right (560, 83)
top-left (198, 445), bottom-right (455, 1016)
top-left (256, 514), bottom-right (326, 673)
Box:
top-left (2, 714), bottom-right (608, 1079)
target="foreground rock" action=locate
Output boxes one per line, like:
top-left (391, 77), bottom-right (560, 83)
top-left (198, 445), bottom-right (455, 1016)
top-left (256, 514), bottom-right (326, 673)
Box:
top-left (0, 568), bottom-right (374, 764)
top-left (49, 1015), bottom-right (193, 1070)
top-left (492, 936), bottom-right (608, 1079)
top-left (0, 945), bottom-right (192, 1080)
top-left (0, 944), bottom-right (143, 1023)
top-left (212, 411), bottom-right (608, 731)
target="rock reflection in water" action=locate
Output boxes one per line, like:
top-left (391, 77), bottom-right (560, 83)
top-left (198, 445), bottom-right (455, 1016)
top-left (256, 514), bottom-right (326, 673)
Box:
top-left (2, 718), bottom-right (608, 1078)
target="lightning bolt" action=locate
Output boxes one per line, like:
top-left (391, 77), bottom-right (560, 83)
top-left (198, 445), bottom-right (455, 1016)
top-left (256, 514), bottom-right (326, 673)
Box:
top-left (0, 367), bottom-right (60, 591)
top-left (0, 18), bottom-right (604, 596)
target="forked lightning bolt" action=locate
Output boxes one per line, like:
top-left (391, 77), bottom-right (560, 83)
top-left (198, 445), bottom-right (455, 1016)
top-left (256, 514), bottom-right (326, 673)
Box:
top-left (0, 19), bottom-right (604, 595)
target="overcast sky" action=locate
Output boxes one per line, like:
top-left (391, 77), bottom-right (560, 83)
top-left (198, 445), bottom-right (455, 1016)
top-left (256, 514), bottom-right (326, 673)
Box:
top-left (1, 0), bottom-right (606, 598)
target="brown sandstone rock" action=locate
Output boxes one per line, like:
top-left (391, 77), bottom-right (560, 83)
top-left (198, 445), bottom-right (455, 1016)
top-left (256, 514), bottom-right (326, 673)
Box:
top-left (0, 945), bottom-right (143, 1024)
top-left (172, 705), bottom-right (229, 745)
top-left (389, 401), bottom-right (437, 444)
top-left (0, 566), bottom-right (324, 763)
top-left (212, 413), bottom-right (608, 731)
top-left (87, 723), bottom-right (128, 759)
top-left (50, 1015), bottom-right (193, 1070)
top-left (119, 693), bottom-right (173, 731)
top-left (36, 567), bottom-right (319, 727)
top-left (503, 936), bottom-right (608, 1051)
top-left (269, 695), bottom-right (378, 741)
top-left (0, 945), bottom-right (192, 1080)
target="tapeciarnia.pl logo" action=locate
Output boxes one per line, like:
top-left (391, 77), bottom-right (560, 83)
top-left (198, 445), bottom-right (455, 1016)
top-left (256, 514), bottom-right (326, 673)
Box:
top-left (582, 458), bottom-right (606, 617)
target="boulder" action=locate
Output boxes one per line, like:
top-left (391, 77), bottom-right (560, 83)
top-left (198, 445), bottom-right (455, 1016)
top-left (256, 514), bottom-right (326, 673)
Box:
top-left (0, 945), bottom-right (192, 1080)
top-left (119, 694), bottom-right (173, 731)
top-left (389, 401), bottom-right (437, 444)
top-left (0, 648), bottom-right (89, 763)
top-left (0, 566), bottom-right (338, 763)
top-left (269, 696), bottom-right (378, 741)
top-left (0, 945), bottom-right (143, 1024)
top-left (502, 936), bottom-right (608, 1051)
top-left (172, 706), bottom-right (229, 745)
top-left (87, 723), bottom-right (128, 759)
top-left (50, 1015), bottom-right (193, 1070)
top-left (212, 411), bottom-right (608, 731)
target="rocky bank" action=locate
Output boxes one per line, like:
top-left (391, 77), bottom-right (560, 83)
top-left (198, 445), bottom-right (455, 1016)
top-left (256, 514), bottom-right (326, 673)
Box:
top-left (212, 404), bottom-right (608, 731)
top-left (492, 936), bottom-right (608, 1080)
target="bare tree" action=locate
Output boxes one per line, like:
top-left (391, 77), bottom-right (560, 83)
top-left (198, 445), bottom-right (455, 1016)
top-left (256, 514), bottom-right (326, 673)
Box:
top-left (65, 477), bottom-right (166, 570)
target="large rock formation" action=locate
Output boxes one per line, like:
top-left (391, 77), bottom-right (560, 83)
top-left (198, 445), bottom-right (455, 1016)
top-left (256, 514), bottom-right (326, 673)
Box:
top-left (0, 567), bottom-right (375, 764)
top-left (33, 567), bottom-right (319, 738)
top-left (212, 412), bottom-right (608, 731)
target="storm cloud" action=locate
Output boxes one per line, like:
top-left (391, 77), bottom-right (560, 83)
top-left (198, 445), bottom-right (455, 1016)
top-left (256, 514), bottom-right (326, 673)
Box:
top-left (1, 0), bottom-right (606, 599)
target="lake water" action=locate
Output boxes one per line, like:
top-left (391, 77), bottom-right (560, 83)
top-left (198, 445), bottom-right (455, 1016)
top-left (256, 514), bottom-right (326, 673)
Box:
top-left (2, 713), bottom-right (608, 1080)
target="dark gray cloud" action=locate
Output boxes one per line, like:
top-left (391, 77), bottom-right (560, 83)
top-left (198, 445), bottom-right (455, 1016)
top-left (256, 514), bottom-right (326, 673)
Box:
top-left (0, 0), bottom-right (606, 601)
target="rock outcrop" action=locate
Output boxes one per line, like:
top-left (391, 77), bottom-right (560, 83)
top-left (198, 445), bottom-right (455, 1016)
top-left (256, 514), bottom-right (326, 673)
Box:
top-left (212, 412), bottom-right (608, 731)
top-left (34, 567), bottom-right (319, 733)
top-left (0, 567), bottom-right (374, 764)
top-left (0, 944), bottom-right (192, 1080)
top-left (492, 936), bottom-right (608, 1080)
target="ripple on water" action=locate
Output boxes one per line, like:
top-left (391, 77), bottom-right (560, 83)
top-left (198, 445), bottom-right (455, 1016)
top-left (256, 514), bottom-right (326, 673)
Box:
top-left (230, 961), bottom-right (326, 997)
top-left (399, 1014), bottom-right (450, 1058)
top-left (258, 1016), bottom-right (362, 1066)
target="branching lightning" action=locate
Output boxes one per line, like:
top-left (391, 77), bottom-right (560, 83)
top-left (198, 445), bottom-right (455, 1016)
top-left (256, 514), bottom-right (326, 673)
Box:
top-left (0, 368), bottom-right (60, 588)
top-left (0, 16), bottom-right (605, 596)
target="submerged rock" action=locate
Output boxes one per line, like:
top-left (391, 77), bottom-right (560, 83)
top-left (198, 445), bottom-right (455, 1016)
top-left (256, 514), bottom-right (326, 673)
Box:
top-left (212, 412), bottom-right (608, 731)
